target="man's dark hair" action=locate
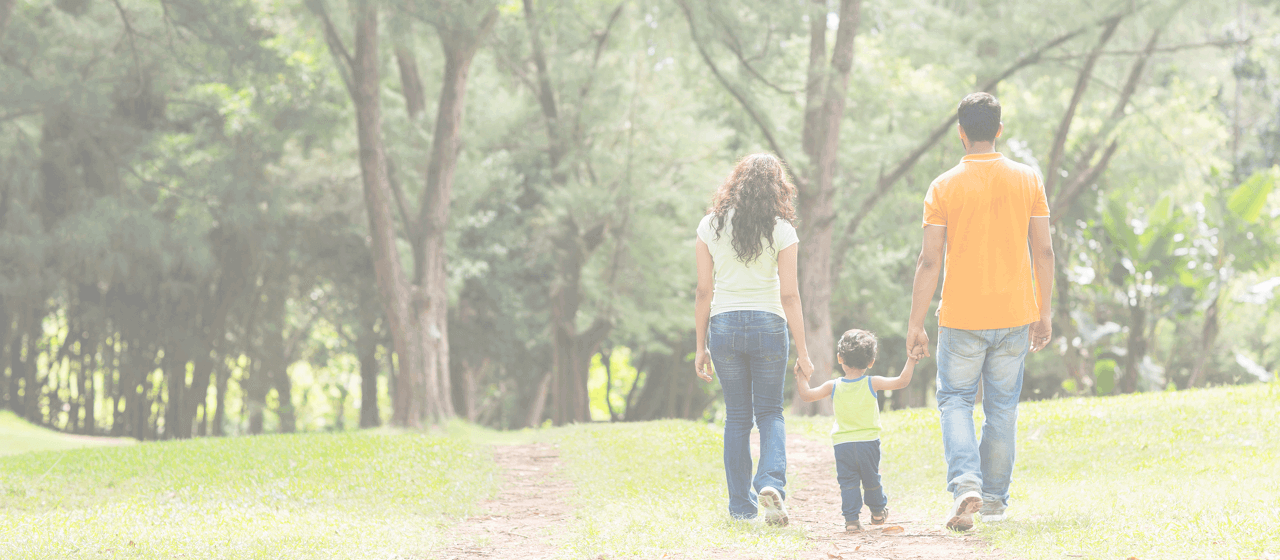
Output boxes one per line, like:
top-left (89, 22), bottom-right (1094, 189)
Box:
top-left (837, 329), bottom-right (878, 370)
top-left (957, 92), bottom-right (1001, 143)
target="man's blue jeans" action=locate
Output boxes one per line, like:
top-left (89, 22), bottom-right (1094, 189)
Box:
top-left (709, 310), bottom-right (788, 519)
top-left (834, 440), bottom-right (887, 523)
top-left (936, 325), bottom-right (1029, 507)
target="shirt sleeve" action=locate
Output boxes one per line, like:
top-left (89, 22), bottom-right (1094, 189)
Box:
top-left (696, 214), bottom-right (714, 244)
top-left (922, 182), bottom-right (947, 227)
top-left (774, 219), bottom-right (799, 251)
top-left (1030, 174), bottom-right (1050, 218)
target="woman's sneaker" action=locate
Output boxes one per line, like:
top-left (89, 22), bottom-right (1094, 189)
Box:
top-left (978, 500), bottom-right (1006, 522)
top-left (945, 491), bottom-right (982, 531)
top-left (758, 487), bottom-right (789, 527)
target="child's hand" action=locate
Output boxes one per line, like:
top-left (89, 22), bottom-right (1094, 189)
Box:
top-left (793, 361), bottom-right (811, 382)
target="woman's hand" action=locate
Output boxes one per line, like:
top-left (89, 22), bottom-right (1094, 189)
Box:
top-left (794, 354), bottom-right (814, 380)
top-left (694, 350), bottom-right (714, 382)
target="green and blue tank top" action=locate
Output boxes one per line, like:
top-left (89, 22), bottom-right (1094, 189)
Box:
top-left (831, 376), bottom-right (881, 444)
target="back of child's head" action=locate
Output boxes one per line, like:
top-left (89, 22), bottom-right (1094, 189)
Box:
top-left (837, 329), bottom-right (878, 370)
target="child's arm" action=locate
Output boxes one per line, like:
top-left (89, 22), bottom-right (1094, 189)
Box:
top-left (871, 356), bottom-right (918, 392)
top-left (793, 364), bottom-right (836, 403)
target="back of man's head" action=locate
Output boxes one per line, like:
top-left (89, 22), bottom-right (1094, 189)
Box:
top-left (958, 92), bottom-right (1001, 143)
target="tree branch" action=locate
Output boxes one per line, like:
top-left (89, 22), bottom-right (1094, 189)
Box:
top-left (674, 0), bottom-right (788, 163)
top-left (710, 8), bottom-right (801, 95)
top-left (306, 0), bottom-right (356, 97)
top-left (1044, 15), bottom-right (1124, 200)
top-left (834, 3), bottom-right (1146, 258)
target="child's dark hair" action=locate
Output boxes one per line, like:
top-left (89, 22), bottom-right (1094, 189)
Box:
top-left (837, 329), bottom-right (878, 370)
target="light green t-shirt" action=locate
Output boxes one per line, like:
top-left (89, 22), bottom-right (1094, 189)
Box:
top-left (831, 376), bottom-right (881, 444)
top-left (696, 211), bottom-right (799, 318)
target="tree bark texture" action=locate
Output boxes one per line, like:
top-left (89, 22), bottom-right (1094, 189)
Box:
top-left (792, 0), bottom-right (859, 416)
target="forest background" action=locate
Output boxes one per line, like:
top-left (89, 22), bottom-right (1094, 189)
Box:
top-left (1, 0), bottom-right (1278, 439)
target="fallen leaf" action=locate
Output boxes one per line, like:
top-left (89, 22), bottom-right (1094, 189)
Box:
top-left (880, 525), bottom-right (905, 535)
top-left (825, 553), bottom-right (842, 559)
top-left (1127, 557), bottom-right (1140, 560)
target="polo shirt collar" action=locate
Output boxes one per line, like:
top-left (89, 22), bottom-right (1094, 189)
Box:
top-left (961, 152), bottom-right (1004, 163)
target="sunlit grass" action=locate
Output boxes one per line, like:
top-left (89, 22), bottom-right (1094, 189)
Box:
top-left (553, 419), bottom-right (811, 559)
top-left (0, 411), bottom-right (135, 456)
top-left (793, 382), bottom-right (1280, 560)
top-left (0, 430), bottom-right (498, 559)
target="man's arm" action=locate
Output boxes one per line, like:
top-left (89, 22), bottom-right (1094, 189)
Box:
top-left (694, 239), bottom-right (715, 382)
top-left (1029, 217), bottom-right (1054, 352)
top-left (906, 226), bottom-right (947, 359)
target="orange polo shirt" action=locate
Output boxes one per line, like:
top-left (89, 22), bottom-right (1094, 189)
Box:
top-left (922, 152), bottom-right (1050, 330)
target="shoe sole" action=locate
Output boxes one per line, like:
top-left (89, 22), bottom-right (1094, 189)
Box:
top-left (758, 488), bottom-right (788, 527)
top-left (945, 494), bottom-right (982, 531)
top-left (979, 512), bottom-right (1005, 522)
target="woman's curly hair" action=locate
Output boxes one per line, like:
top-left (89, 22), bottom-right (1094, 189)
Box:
top-left (708, 153), bottom-right (797, 264)
top-left (838, 329), bottom-right (878, 370)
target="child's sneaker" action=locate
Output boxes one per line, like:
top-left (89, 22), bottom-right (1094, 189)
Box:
top-left (870, 506), bottom-right (889, 525)
top-left (944, 490), bottom-right (982, 531)
top-left (978, 500), bottom-right (1006, 522)
top-left (845, 519), bottom-right (863, 532)
top-left (758, 487), bottom-right (788, 527)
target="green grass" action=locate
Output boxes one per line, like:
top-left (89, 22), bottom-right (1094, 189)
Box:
top-left (0, 411), bottom-right (135, 456)
top-left (791, 383), bottom-right (1280, 560)
top-left (0, 429), bottom-right (498, 559)
top-left (553, 419), bottom-right (811, 559)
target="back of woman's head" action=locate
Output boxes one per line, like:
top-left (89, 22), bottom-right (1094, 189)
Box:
top-left (708, 153), bottom-right (797, 263)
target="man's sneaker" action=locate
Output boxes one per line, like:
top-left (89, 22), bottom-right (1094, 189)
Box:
top-left (945, 490), bottom-right (983, 531)
top-left (978, 500), bottom-right (1006, 522)
top-left (758, 486), bottom-right (789, 527)
top-left (845, 519), bottom-right (863, 532)
top-left (870, 506), bottom-right (889, 525)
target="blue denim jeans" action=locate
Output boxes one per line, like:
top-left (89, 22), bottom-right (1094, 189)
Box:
top-left (709, 310), bottom-right (789, 519)
top-left (936, 325), bottom-right (1029, 507)
top-left (834, 440), bottom-right (887, 523)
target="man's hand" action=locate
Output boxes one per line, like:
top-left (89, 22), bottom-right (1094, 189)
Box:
top-left (906, 325), bottom-right (931, 360)
top-left (694, 350), bottom-right (713, 382)
top-left (1030, 316), bottom-right (1053, 352)
top-left (794, 355), bottom-right (814, 381)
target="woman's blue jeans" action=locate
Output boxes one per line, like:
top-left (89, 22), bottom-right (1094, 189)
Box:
top-left (708, 310), bottom-right (788, 519)
top-left (936, 325), bottom-right (1029, 507)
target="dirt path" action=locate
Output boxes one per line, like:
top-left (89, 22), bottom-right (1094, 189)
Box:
top-left (437, 442), bottom-right (572, 559)
top-left (786, 434), bottom-right (1010, 560)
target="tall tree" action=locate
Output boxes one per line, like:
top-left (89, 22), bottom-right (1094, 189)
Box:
top-left (311, 0), bottom-right (496, 425)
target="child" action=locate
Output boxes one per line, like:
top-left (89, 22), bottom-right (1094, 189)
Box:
top-left (794, 329), bottom-right (916, 532)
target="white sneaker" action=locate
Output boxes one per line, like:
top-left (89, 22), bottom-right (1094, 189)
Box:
top-left (979, 500), bottom-right (1006, 522)
top-left (945, 491), bottom-right (982, 531)
top-left (758, 486), bottom-right (789, 527)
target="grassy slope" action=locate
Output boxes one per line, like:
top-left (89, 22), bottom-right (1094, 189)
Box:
top-left (558, 383), bottom-right (1279, 560)
top-left (0, 429), bottom-right (497, 559)
top-left (0, 411), bottom-right (135, 456)
top-left (2, 384), bottom-right (1275, 559)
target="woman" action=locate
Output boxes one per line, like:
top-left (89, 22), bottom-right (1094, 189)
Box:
top-left (694, 153), bottom-right (814, 525)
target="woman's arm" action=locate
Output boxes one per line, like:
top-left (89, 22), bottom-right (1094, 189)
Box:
top-left (777, 244), bottom-right (813, 377)
top-left (694, 239), bottom-right (714, 382)
top-left (871, 356), bottom-right (918, 392)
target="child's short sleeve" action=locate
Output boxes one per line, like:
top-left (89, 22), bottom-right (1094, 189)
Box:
top-left (1029, 174), bottom-right (1050, 218)
top-left (923, 181), bottom-right (947, 227)
top-left (773, 219), bottom-right (799, 251)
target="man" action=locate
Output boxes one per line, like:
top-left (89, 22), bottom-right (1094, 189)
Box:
top-left (905, 92), bottom-right (1054, 531)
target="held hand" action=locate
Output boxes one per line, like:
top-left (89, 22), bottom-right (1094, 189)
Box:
top-left (1030, 317), bottom-right (1053, 352)
top-left (694, 350), bottom-right (714, 382)
top-left (794, 355), bottom-right (814, 380)
top-left (905, 326), bottom-right (931, 360)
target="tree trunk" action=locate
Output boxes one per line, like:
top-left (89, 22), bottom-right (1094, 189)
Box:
top-left (1121, 303), bottom-right (1146, 393)
top-left (525, 371), bottom-right (552, 428)
top-left (1186, 296), bottom-right (1219, 388)
top-left (212, 356), bottom-right (229, 436)
top-left (793, 0), bottom-right (859, 416)
top-left (161, 345), bottom-right (189, 439)
top-left (358, 341), bottom-right (380, 428)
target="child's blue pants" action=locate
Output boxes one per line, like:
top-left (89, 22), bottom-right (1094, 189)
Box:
top-left (834, 440), bottom-right (887, 523)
